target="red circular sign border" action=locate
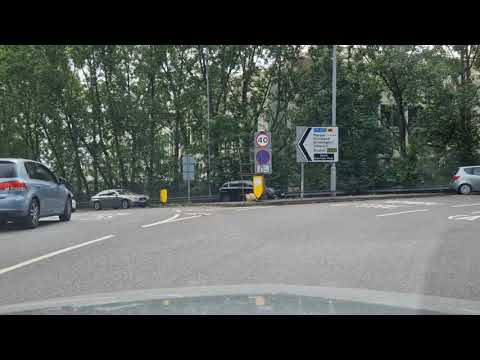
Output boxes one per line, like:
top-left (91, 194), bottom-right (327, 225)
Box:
top-left (255, 131), bottom-right (270, 147)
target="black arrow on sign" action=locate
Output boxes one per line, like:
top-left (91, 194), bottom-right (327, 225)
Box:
top-left (298, 127), bottom-right (312, 161)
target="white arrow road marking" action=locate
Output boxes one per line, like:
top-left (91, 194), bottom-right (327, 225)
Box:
top-left (451, 203), bottom-right (480, 208)
top-left (163, 215), bottom-right (203, 223)
top-left (0, 235), bottom-right (115, 276)
top-left (141, 214), bottom-right (180, 228)
top-left (377, 209), bottom-right (429, 217)
top-left (141, 212), bottom-right (209, 228)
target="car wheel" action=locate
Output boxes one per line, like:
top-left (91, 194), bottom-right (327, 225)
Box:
top-left (459, 184), bottom-right (472, 195)
top-left (121, 199), bottom-right (130, 209)
top-left (93, 201), bottom-right (102, 210)
top-left (59, 198), bottom-right (72, 222)
top-left (23, 198), bottom-right (40, 229)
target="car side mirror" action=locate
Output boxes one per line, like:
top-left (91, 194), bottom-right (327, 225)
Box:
top-left (57, 177), bottom-right (66, 185)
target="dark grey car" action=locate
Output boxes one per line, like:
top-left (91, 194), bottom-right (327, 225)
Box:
top-left (90, 189), bottom-right (149, 210)
top-left (218, 180), bottom-right (277, 202)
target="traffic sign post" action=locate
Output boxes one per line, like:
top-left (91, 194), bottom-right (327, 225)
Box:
top-left (254, 131), bottom-right (272, 174)
top-left (331, 45), bottom-right (337, 196)
top-left (300, 162), bottom-right (304, 198)
top-left (182, 154), bottom-right (195, 202)
top-left (296, 126), bottom-right (338, 197)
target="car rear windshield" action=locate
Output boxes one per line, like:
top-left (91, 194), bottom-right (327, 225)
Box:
top-left (0, 162), bottom-right (17, 178)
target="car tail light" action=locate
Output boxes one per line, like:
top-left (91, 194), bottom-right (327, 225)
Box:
top-left (452, 175), bottom-right (460, 182)
top-left (0, 180), bottom-right (27, 191)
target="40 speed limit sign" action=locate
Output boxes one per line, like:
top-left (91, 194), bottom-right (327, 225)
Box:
top-left (255, 131), bottom-right (270, 147)
top-left (254, 131), bottom-right (272, 174)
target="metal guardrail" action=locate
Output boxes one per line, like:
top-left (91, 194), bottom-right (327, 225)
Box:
top-left (75, 186), bottom-right (451, 208)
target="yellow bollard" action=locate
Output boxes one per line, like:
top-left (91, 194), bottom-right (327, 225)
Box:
top-left (253, 175), bottom-right (265, 200)
top-left (160, 189), bottom-right (168, 206)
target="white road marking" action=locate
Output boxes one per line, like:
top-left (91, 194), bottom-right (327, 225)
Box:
top-left (377, 209), bottom-right (429, 217)
top-left (0, 235), bottom-right (115, 276)
top-left (384, 200), bottom-right (440, 206)
top-left (234, 206), bottom-right (274, 211)
top-left (141, 214), bottom-right (180, 228)
top-left (451, 203), bottom-right (480, 208)
top-left (184, 212), bottom-right (211, 216)
top-left (356, 203), bottom-right (403, 209)
top-left (163, 215), bottom-right (203, 223)
top-left (448, 214), bottom-right (480, 221)
top-left (472, 211), bottom-right (480, 214)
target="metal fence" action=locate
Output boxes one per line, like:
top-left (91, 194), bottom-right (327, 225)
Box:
top-left (75, 185), bottom-right (451, 209)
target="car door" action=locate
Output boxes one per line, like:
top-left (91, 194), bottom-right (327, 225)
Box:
top-left (24, 162), bottom-right (57, 216)
top-left (38, 164), bottom-right (65, 214)
top-left (472, 167), bottom-right (480, 191)
top-left (111, 191), bottom-right (121, 208)
top-left (101, 191), bottom-right (116, 208)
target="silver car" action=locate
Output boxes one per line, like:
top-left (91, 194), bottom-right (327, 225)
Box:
top-left (90, 189), bottom-right (149, 210)
top-left (450, 166), bottom-right (480, 194)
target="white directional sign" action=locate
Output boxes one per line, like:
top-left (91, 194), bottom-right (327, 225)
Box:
top-left (296, 126), bottom-right (338, 163)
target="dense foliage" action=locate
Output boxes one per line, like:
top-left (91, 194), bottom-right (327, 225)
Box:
top-left (1, 45), bottom-right (479, 198)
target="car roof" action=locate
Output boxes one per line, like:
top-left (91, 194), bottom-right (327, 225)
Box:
top-left (0, 158), bottom-right (31, 163)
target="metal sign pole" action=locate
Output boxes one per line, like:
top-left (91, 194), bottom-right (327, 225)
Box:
top-left (300, 162), bottom-right (304, 198)
top-left (206, 47), bottom-right (212, 197)
top-left (331, 45), bottom-right (337, 196)
top-left (187, 179), bottom-right (191, 202)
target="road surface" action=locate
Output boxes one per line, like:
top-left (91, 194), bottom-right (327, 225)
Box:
top-left (1, 194), bottom-right (480, 307)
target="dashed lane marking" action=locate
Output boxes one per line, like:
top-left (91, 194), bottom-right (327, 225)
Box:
top-left (0, 235), bottom-right (115, 276)
top-left (451, 203), bottom-right (480, 208)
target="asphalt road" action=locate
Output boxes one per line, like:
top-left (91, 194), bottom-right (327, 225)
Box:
top-left (1, 194), bottom-right (480, 307)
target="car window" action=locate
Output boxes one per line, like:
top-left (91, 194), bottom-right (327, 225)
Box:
top-left (0, 161), bottom-right (17, 178)
top-left (117, 189), bottom-right (134, 195)
top-left (464, 168), bottom-right (474, 175)
top-left (473, 167), bottom-right (480, 176)
top-left (26, 162), bottom-right (57, 183)
top-left (37, 164), bottom-right (57, 183)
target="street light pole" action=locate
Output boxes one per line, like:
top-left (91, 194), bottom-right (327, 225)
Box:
top-left (331, 45), bottom-right (337, 196)
top-left (205, 46), bottom-right (212, 197)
